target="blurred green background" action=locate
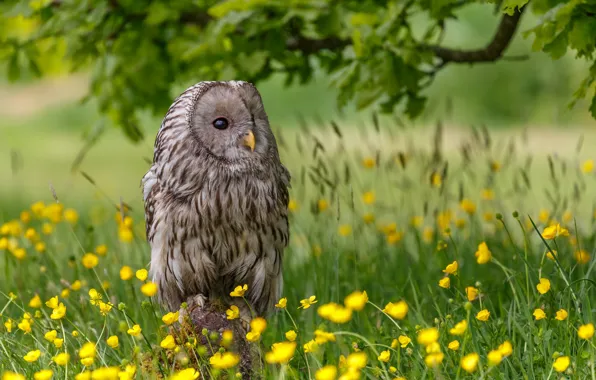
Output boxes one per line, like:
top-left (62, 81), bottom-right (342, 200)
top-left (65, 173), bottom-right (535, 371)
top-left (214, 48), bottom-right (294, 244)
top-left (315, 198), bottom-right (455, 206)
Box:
top-left (0, 4), bottom-right (594, 216)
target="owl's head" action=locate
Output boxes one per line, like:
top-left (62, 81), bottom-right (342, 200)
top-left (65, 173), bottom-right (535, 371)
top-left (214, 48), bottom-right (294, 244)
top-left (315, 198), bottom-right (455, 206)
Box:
top-left (189, 81), bottom-right (274, 163)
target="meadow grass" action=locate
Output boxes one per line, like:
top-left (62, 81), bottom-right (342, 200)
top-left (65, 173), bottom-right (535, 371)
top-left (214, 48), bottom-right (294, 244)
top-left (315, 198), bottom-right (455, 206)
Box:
top-left (0, 121), bottom-right (595, 380)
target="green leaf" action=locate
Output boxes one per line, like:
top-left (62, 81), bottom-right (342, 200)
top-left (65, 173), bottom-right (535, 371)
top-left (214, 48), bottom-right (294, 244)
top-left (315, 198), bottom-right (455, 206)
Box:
top-left (590, 94), bottom-right (596, 120)
top-left (543, 30), bottom-right (568, 59)
top-left (502, 0), bottom-right (528, 15)
top-left (405, 94), bottom-right (426, 119)
top-left (145, 2), bottom-right (179, 25)
top-left (350, 13), bottom-right (378, 27)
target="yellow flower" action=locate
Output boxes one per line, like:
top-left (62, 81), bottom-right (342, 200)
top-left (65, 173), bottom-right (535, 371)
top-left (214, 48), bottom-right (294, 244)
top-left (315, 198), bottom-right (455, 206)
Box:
top-left (275, 297), bottom-right (287, 309)
top-left (299, 295), bottom-right (317, 309)
top-left (582, 159), bottom-right (594, 173)
top-left (209, 352), bottom-right (240, 369)
top-left (88, 289), bottom-right (102, 305)
top-left (311, 330), bottom-right (333, 345)
top-left (250, 317), bottom-right (267, 334)
top-left (90, 367), bottom-right (120, 379)
top-left (461, 353), bottom-right (480, 373)
top-left (542, 224), bottom-right (569, 240)
top-left (344, 290), bottom-right (368, 311)
top-left (362, 191), bottom-right (375, 205)
top-left (449, 320), bottom-right (468, 335)
top-left (44, 330), bottom-right (57, 342)
top-left (423, 227), bottom-right (434, 242)
top-left (303, 340), bottom-right (319, 353)
top-left (95, 244), bottom-right (107, 256)
top-left (383, 300), bottom-right (408, 320)
top-left (136, 269), bottom-right (148, 281)
top-left (578, 323), bottom-right (595, 340)
top-left (362, 213), bottom-right (375, 224)
top-left (377, 350), bottom-right (390, 363)
top-left (79, 342), bottom-right (96, 360)
top-left (318, 199), bottom-right (329, 212)
top-left (487, 350), bottom-right (503, 366)
top-left (160, 335), bottom-right (176, 349)
top-left (33, 370), bottom-right (52, 380)
top-left (553, 356), bottom-right (570, 372)
top-left (230, 284), bottom-right (248, 297)
top-left (23, 350), bottom-right (41, 363)
top-left (338, 225), bottom-right (352, 237)
top-left (81, 253), bottom-right (98, 269)
top-left (448, 340), bottom-right (460, 350)
top-left (476, 309), bottom-right (490, 321)
top-left (1, 372), bottom-right (25, 380)
top-left (431, 173), bottom-right (442, 187)
top-left (417, 327), bottom-right (439, 346)
top-left (141, 282), bottom-right (158, 297)
top-left (481, 188), bottom-right (494, 200)
top-left (438, 277), bottom-right (450, 289)
top-left (536, 278), bottom-right (551, 295)
top-left (98, 301), bottom-right (112, 316)
top-left (285, 330), bottom-right (297, 342)
top-left (398, 335), bottom-right (411, 348)
top-left (498, 341), bottom-right (513, 357)
top-left (490, 160), bottom-right (501, 172)
top-left (29, 294), bottom-right (42, 308)
top-left (61, 289), bottom-right (70, 299)
top-left (4, 319), bottom-right (13, 332)
top-left (170, 368), bottom-right (200, 380)
top-left (74, 372), bottom-right (91, 380)
top-left (50, 303), bottom-right (66, 320)
top-left (443, 261), bottom-right (458, 274)
top-left (460, 199), bottom-right (476, 214)
top-left (555, 309), bottom-right (568, 321)
top-left (546, 250), bottom-right (558, 261)
top-left (64, 208), bottom-right (79, 224)
top-left (424, 352), bottom-right (444, 368)
top-left (362, 157), bottom-right (375, 168)
top-left (346, 352), bottom-right (367, 369)
top-left (226, 305), bottom-right (240, 320)
top-left (107, 335), bottom-right (119, 348)
top-left (120, 266), bottom-right (133, 280)
top-left (533, 308), bottom-right (546, 320)
top-left (315, 365), bottom-right (337, 380)
top-left (574, 249), bottom-right (591, 264)
top-left (246, 331), bottom-right (261, 342)
top-left (465, 286), bottom-right (479, 301)
top-left (288, 199), bottom-right (298, 212)
top-left (12, 248), bottom-right (26, 260)
top-left (45, 296), bottom-right (59, 309)
top-left (162, 311), bottom-right (179, 325)
top-left (386, 231), bottom-right (404, 245)
top-left (265, 341), bottom-right (296, 364)
top-left (53, 352), bottom-right (70, 366)
top-left (127, 324), bottom-right (142, 337)
top-left (475, 242), bottom-right (492, 264)
top-left (53, 339), bottom-right (64, 349)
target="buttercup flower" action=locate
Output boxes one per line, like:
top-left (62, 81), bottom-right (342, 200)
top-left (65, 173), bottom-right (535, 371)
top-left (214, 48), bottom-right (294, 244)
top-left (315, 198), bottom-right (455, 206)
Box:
top-left (230, 284), bottom-right (248, 297)
top-left (120, 266), bottom-right (133, 280)
top-left (209, 352), bottom-right (240, 369)
top-left (315, 365), bottom-right (337, 380)
top-left (417, 328), bottom-right (439, 346)
top-left (553, 356), bottom-right (570, 372)
top-left (107, 336), bottom-right (119, 348)
top-left (398, 335), bottom-right (411, 348)
top-left (476, 309), bottom-right (490, 321)
top-left (141, 282), bottom-right (158, 297)
top-left (275, 298), bottom-right (287, 309)
top-left (127, 324), bottom-right (142, 337)
top-left (285, 330), bottom-right (297, 342)
top-left (53, 352), bottom-right (70, 366)
top-left (29, 294), bottom-right (42, 308)
top-left (465, 286), bottom-right (479, 301)
top-left (448, 340), bottom-right (460, 350)
top-left (536, 278), bottom-right (551, 294)
top-left (461, 353), bottom-right (479, 373)
top-left (170, 368), bottom-right (199, 380)
top-left (344, 290), bottom-right (368, 311)
top-left (449, 320), bottom-right (467, 335)
top-left (475, 242), bottom-right (492, 264)
top-left (542, 224), bottom-right (569, 240)
top-left (498, 341), bottom-right (513, 357)
top-left (50, 303), bottom-right (66, 320)
top-left (439, 277), bottom-right (450, 289)
top-left (162, 311), bottom-right (179, 325)
top-left (487, 349), bottom-right (503, 366)
top-left (23, 350), bottom-right (41, 363)
top-left (533, 309), bottom-right (546, 320)
top-left (443, 261), bottom-right (458, 274)
top-left (226, 305), bottom-right (240, 320)
top-left (265, 341), bottom-right (296, 364)
top-left (377, 350), bottom-right (390, 362)
top-left (578, 323), bottom-right (594, 340)
top-left (81, 253), bottom-right (98, 269)
top-left (383, 300), bottom-right (408, 319)
top-left (555, 309), bottom-right (568, 321)
top-left (299, 295), bottom-right (317, 309)
top-left (160, 335), bottom-right (176, 349)
top-left (136, 269), bottom-right (148, 281)
top-left (33, 370), bottom-right (52, 380)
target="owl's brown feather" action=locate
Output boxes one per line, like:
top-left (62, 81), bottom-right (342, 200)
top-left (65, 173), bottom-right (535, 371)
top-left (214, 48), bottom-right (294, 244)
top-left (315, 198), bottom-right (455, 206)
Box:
top-left (142, 81), bottom-right (290, 315)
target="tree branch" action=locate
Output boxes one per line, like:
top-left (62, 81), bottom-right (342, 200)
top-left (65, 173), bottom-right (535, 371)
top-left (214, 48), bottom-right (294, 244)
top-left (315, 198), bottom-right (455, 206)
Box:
top-left (427, 6), bottom-right (526, 64)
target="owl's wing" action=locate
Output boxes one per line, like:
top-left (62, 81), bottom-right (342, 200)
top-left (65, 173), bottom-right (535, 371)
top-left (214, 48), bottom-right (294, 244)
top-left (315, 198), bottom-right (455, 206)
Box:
top-left (141, 168), bottom-right (159, 241)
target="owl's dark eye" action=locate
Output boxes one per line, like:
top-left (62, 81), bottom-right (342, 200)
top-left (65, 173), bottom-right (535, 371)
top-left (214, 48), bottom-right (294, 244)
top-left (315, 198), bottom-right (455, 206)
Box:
top-left (213, 117), bottom-right (229, 130)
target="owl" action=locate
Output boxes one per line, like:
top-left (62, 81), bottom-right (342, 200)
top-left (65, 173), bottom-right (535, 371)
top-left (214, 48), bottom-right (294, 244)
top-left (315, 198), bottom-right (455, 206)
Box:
top-left (142, 81), bottom-right (290, 317)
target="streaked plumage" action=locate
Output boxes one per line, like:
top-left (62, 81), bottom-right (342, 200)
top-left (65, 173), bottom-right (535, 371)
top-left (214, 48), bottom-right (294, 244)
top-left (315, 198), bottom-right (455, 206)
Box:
top-left (142, 81), bottom-right (290, 316)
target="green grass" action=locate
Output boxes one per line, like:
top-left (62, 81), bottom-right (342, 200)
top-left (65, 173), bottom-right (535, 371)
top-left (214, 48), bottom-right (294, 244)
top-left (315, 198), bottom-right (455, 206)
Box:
top-left (0, 122), bottom-right (595, 379)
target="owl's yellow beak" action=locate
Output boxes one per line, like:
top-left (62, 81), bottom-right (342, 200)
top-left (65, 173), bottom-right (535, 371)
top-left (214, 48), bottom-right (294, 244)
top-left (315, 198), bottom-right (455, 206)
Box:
top-left (242, 130), bottom-right (255, 152)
